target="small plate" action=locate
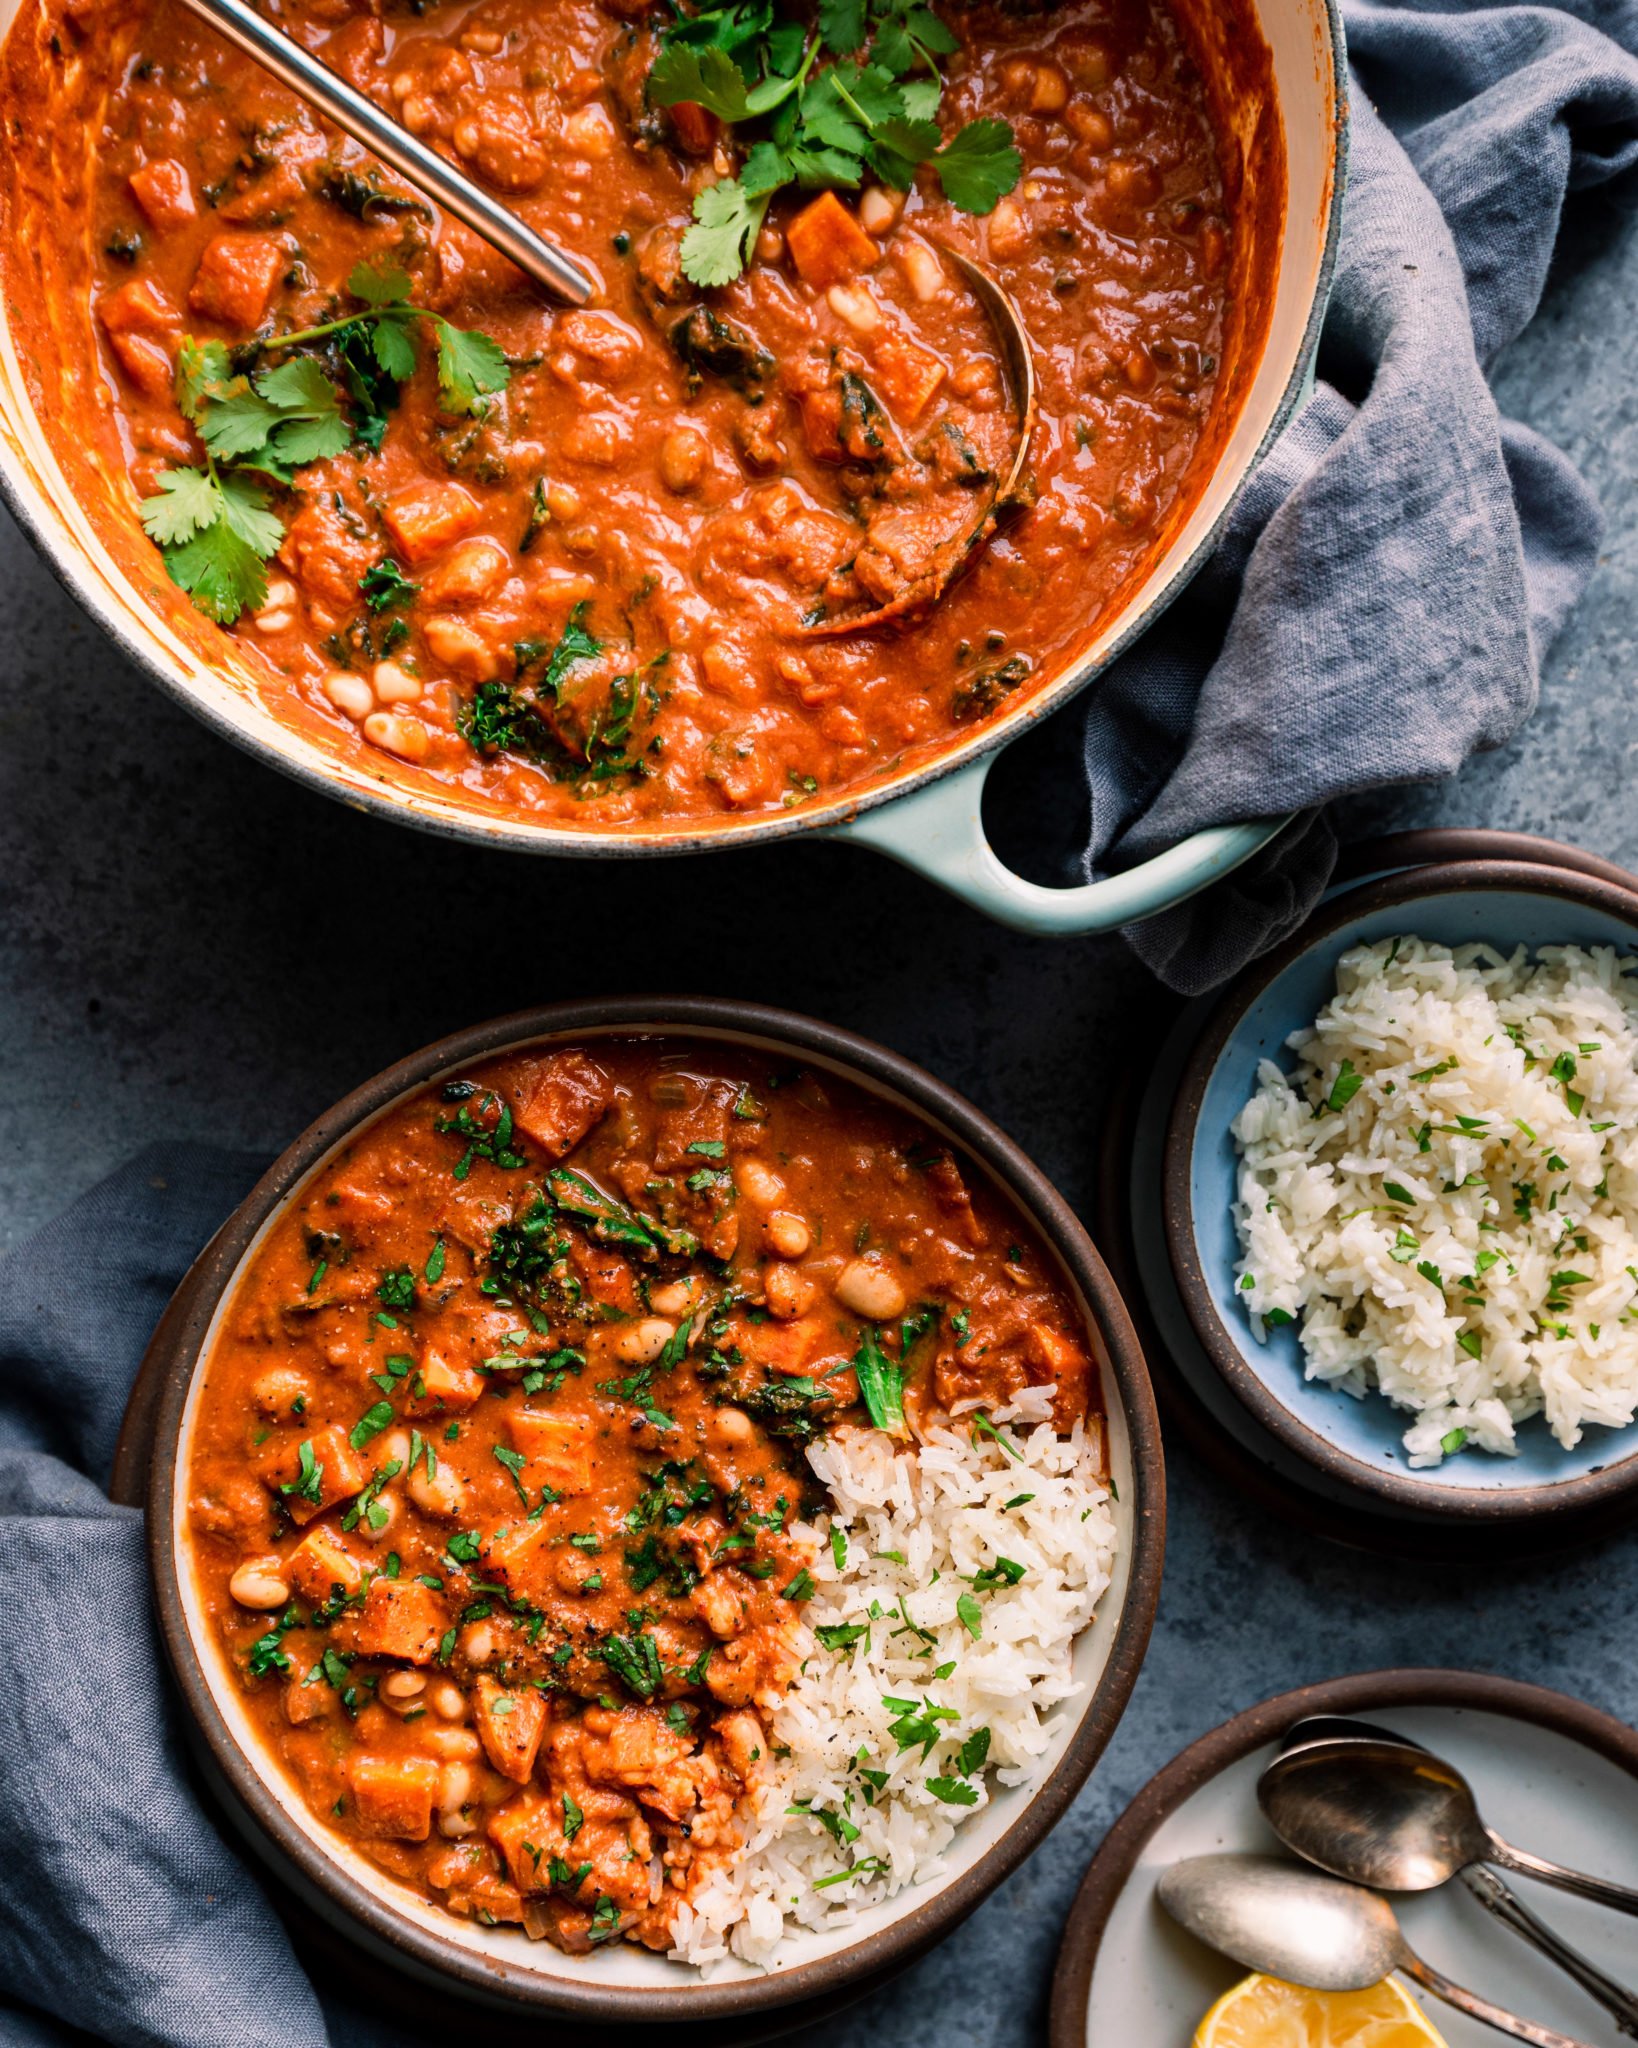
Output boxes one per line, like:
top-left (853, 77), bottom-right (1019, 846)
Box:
top-left (1050, 1670), bottom-right (1638, 2048)
top-left (1164, 856), bottom-right (1638, 1524)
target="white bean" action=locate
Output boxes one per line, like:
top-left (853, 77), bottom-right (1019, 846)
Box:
top-left (322, 670), bottom-right (374, 721)
top-left (827, 282), bottom-right (881, 333)
top-left (380, 1670), bottom-right (427, 1701)
top-left (372, 660), bottom-right (422, 704)
top-left (425, 1725), bottom-right (481, 1761)
top-left (229, 1557), bottom-right (290, 1610)
top-left (615, 1318), bottom-right (675, 1364)
top-left (430, 1680), bottom-right (468, 1722)
top-left (834, 1258), bottom-right (906, 1321)
top-left (858, 186), bottom-right (896, 234)
top-left (765, 1211), bottom-right (811, 1259)
top-left (737, 1159), bottom-right (785, 1208)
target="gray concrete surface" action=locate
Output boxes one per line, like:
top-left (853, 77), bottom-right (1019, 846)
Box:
top-left (3, 183), bottom-right (1636, 2047)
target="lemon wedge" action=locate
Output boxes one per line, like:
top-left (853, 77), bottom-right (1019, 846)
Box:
top-left (1194, 1972), bottom-right (1448, 2048)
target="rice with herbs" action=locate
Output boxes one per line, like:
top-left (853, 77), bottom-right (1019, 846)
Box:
top-left (667, 1385), bottom-right (1116, 1970)
top-left (1232, 935), bottom-right (1638, 1465)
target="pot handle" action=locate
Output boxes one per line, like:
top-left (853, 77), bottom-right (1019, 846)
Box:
top-left (826, 749), bottom-right (1292, 936)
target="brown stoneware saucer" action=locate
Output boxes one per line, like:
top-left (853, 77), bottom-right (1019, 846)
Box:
top-left (1049, 1668), bottom-right (1638, 2048)
top-left (138, 997), bottom-right (1165, 2030)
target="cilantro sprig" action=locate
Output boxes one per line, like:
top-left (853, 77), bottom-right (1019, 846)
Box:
top-left (139, 262), bottom-right (510, 627)
top-left (649, 0), bottom-right (1020, 286)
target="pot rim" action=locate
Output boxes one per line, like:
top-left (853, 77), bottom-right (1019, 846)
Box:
top-left (145, 995), bottom-right (1167, 2021)
top-left (1047, 1665), bottom-right (1638, 2048)
top-left (1162, 857), bottom-right (1638, 1522)
top-left (0, 0), bottom-right (1348, 866)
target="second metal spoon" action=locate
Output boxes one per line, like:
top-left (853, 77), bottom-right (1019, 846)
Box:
top-left (1268, 1721), bottom-right (1638, 2037)
top-left (1159, 1853), bottom-right (1598, 2048)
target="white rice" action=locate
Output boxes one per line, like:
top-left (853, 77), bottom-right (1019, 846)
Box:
top-left (1232, 935), bottom-right (1638, 1464)
top-left (668, 1385), bottom-right (1116, 1970)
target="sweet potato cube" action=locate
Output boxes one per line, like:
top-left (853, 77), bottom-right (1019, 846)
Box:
top-left (870, 334), bottom-right (947, 424)
top-left (108, 331), bottom-right (175, 400)
top-left (343, 1577), bottom-right (449, 1664)
top-left (473, 1676), bottom-right (547, 1783)
top-left (129, 157), bottom-right (196, 231)
top-left (798, 388), bottom-right (847, 464)
top-left (516, 1051), bottom-right (612, 1160)
top-left (287, 1524), bottom-right (365, 1603)
top-left (347, 1753), bottom-right (438, 1841)
top-left (787, 191), bottom-right (878, 288)
top-left (482, 1518), bottom-right (556, 1604)
top-left (257, 1425), bottom-right (365, 1526)
top-left (505, 1408), bottom-right (595, 1497)
top-left (98, 277), bottom-right (178, 339)
top-left (410, 1347), bottom-right (484, 1416)
top-left (488, 1793), bottom-right (558, 1891)
top-left (187, 234), bottom-right (286, 330)
top-left (382, 483), bottom-right (481, 565)
top-left (1027, 1320), bottom-right (1093, 1426)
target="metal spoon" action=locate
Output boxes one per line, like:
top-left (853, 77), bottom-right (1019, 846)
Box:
top-left (1259, 1734), bottom-right (1638, 1917)
top-left (1267, 1723), bottom-right (1638, 2035)
top-left (802, 245), bottom-right (1037, 638)
top-left (1159, 1853), bottom-right (1599, 2048)
top-left (175, 0), bottom-right (594, 304)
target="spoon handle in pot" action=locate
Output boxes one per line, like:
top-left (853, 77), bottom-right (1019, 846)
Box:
top-left (1488, 1831), bottom-right (1638, 1918)
top-left (1461, 1868), bottom-right (1638, 2037)
top-left (1400, 1955), bottom-right (1600, 2048)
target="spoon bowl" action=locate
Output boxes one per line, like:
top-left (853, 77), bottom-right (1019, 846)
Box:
top-left (1157, 1853), bottom-right (1401, 1991)
top-left (1260, 1737), bottom-right (1493, 1892)
top-left (1158, 1853), bottom-right (1596, 2048)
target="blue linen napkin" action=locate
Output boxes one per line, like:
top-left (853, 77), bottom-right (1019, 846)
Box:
top-left (0, 1145), bottom-right (336, 2048)
top-left (1068, 0), bottom-right (1638, 993)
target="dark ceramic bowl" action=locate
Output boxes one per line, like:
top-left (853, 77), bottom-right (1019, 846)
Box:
top-left (1163, 856), bottom-right (1638, 1528)
top-left (146, 997), bottom-right (1164, 2026)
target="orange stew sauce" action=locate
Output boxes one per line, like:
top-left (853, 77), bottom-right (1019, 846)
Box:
top-left (185, 1040), bottom-right (1099, 1952)
top-left (1, 0), bottom-right (1274, 830)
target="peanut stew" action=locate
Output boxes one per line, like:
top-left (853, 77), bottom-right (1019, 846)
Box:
top-left (1, 0), bottom-right (1278, 829)
top-left (184, 1039), bottom-right (1100, 1953)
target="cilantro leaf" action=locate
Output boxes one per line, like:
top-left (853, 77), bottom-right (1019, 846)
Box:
top-left (681, 177), bottom-right (771, 288)
top-left (138, 466), bottom-right (222, 547)
top-left (369, 313), bottom-right (419, 384)
top-left (649, 41), bottom-right (754, 120)
top-left (930, 118), bottom-right (1021, 212)
top-left (819, 0), bottom-right (866, 52)
top-left (434, 319), bottom-right (510, 415)
top-left (348, 261), bottom-right (414, 307)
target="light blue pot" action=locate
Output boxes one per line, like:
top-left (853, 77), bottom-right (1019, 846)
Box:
top-left (0, 0), bottom-right (1346, 932)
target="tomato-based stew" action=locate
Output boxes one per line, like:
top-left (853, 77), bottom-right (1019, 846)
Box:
top-left (2, 0), bottom-right (1278, 830)
top-left (183, 1038), bottom-right (1102, 1953)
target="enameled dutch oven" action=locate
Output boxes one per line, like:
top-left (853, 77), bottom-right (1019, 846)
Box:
top-left (143, 998), bottom-right (1165, 2023)
top-left (0, 0), bottom-right (1345, 935)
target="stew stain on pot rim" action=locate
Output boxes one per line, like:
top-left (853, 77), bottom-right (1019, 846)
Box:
top-left (147, 1003), bottom-right (1164, 2016)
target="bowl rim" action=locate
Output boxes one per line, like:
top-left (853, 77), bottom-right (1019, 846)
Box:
top-left (144, 995), bottom-right (1166, 2022)
top-left (0, 0), bottom-right (1347, 869)
top-left (1161, 856), bottom-right (1638, 1522)
top-left (1047, 1664), bottom-right (1638, 2048)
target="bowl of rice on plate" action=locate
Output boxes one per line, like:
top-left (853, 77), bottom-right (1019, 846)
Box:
top-left (1163, 855), bottom-right (1638, 1526)
top-left (147, 998), bottom-right (1163, 2024)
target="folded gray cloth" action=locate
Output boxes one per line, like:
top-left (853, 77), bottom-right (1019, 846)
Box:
top-left (0, 1146), bottom-right (334, 2048)
top-left (1074, 0), bottom-right (1638, 994)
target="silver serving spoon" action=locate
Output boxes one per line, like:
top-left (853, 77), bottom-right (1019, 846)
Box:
top-left (1260, 1733), bottom-right (1638, 1916)
top-left (802, 243), bottom-right (1037, 638)
top-left (1268, 1721), bottom-right (1638, 2036)
top-left (1158, 1853), bottom-right (1598, 2048)
top-left (175, 0), bottom-right (594, 304)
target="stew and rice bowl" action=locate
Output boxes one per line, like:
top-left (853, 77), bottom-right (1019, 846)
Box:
top-left (153, 1010), bottom-right (1157, 2007)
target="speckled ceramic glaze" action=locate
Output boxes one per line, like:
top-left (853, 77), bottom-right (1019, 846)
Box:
top-left (143, 998), bottom-right (1164, 2024)
top-left (1164, 858), bottom-right (1638, 1525)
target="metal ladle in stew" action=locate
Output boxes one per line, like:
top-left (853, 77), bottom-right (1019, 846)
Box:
top-left (176, 0), bottom-right (1038, 633)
